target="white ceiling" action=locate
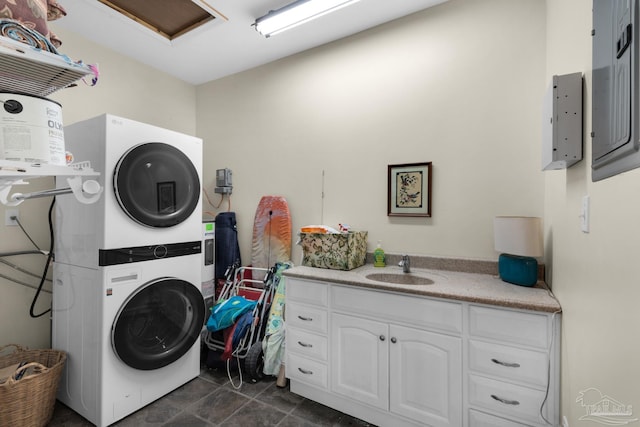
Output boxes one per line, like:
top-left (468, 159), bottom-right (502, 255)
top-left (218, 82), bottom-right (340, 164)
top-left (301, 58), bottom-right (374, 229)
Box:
top-left (53, 0), bottom-right (447, 85)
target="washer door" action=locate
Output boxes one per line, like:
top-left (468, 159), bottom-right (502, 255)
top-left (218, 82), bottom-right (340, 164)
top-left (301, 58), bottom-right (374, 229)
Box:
top-left (114, 142), bottom-right (200, 228)
top-left (112, 278), bottom-right (205, 370)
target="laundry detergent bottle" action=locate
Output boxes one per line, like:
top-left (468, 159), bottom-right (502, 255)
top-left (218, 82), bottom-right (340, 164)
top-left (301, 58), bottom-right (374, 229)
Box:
top-left (373, 241), bottom-right (386, 267)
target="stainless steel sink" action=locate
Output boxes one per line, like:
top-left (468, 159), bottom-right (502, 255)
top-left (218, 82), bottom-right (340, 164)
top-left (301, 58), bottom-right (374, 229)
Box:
top-left (365, 273), bottom-right (434, 286)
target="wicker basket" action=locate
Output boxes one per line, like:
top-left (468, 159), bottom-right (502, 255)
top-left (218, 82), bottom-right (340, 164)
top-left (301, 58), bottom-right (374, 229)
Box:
top-left (0, 344), bottom-right (66, 427)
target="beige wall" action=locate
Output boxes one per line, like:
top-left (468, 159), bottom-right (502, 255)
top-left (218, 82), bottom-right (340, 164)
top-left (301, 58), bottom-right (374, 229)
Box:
top-left (0, 26), bottom-right (196, 348)
top-left (546, 0), bottom-right (640, 425)
top-left (197, 0), bottom-right (546, 266)
top-left (48, 27), bottom-right (197, 134)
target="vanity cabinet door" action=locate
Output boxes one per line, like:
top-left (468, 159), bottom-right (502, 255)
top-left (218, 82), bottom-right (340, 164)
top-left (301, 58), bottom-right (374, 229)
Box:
top-left (331, 313), bottom-right (389, 410)
top-left (330, 313), bottom-right (462, 426)
top-left (389, 324), bottom-right (462, 427)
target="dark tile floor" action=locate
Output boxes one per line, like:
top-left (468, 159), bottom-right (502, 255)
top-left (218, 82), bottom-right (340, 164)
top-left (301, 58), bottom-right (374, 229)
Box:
top-left (48, 363), bottom-right (374, 427)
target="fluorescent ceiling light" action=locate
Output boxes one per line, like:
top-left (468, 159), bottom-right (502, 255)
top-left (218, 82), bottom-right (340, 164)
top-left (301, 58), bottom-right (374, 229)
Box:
top-left (254, 0), bottom-right (362, 38)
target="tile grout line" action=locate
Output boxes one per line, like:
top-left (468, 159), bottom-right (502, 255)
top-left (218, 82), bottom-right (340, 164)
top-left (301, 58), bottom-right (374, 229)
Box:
top-left (223, 378), bottom-right (306, 426)
top-left (181, 369), bottom-right (325, 426)
top-left (164, 384), bottom-right (221, 426)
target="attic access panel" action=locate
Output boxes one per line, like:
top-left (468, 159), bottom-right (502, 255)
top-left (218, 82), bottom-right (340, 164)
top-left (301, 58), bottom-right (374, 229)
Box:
top-left (98, 0), bottom-right (215, 40)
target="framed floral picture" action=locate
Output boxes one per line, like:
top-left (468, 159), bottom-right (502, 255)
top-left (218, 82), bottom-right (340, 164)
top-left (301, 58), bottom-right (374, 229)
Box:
top-left (387, 162), bottom-right (432, 217)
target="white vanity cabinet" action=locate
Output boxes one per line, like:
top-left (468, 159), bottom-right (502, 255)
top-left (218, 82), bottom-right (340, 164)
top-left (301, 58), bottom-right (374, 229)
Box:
top-left (467, 305), bottom-right (560, 426)
top-left (285, 278), bottom-right (329, 390)
top-left (284, 275), bottom-right (560, 427)
top-left (331, 284), bottom-right (463, 427)
top-left (286, 277), bottom-right (463, 427)
top-left (331, 314), bottom-right (462, 426)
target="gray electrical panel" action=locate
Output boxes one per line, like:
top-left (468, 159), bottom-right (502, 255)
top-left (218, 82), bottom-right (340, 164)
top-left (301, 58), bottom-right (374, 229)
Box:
top-left (592, 0), bottom-right (640, 181)
top-left (542, 72), bottom-right (583, 170)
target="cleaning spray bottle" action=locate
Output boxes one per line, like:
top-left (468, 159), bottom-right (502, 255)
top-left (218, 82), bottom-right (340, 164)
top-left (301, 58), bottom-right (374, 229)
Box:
top-left (373, 241), bottom-right (386, 267)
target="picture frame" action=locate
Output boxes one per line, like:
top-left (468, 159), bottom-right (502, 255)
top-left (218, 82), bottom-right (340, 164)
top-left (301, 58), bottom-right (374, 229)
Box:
top-left (387, 162), bottom-right (432, 217)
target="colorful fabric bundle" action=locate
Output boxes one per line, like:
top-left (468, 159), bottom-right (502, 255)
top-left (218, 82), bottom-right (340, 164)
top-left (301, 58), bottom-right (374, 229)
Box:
top-left (0, 0), bottom-right (66, 47)
top-left (220, 311), bottom-right (255, 361)
top-left (262, 262), bottom-right (292, 376)
top-left (0, 18), bottom-right (58, 53)
top-left (206, 296), bottom-right (257, 333)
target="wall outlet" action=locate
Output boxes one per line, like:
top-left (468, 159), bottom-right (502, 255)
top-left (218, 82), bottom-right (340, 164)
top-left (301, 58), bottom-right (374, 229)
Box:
top-left (5, 209), bottom-right (19, 226)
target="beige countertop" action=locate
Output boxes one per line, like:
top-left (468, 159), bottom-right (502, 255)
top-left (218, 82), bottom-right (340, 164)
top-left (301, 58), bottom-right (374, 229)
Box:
top-left (283, 262), bottom-right (562, 314)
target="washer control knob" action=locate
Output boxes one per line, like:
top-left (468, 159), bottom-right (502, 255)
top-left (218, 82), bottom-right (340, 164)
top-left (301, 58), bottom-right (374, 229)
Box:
top-left (153, 245), bottom-right (168, 258)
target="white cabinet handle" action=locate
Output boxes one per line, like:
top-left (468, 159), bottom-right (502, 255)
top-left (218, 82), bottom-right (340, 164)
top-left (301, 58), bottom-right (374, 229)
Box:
top-left (298, 367), bottom-right (313, 375)
top-left (491, 394), bottom-right (520, 406)
top-left (298, 315), bottom-right (313, 321)
top-left (491, 358), bottom-right (521, 368)
top-left (298, 341), bottom-right (313, 348)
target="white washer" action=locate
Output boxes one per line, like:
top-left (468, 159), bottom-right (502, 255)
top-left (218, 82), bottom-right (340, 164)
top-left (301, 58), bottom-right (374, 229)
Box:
top-left (53, 255), bottom-right (205, 427)
top-left (55, 114), bottom-right (203, 269)
top-left (52, 114), bottom-right (205, 426)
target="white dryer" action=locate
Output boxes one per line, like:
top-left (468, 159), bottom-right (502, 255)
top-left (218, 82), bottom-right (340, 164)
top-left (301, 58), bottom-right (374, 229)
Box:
top-left (55, 114), bottom-right (203, 269)
top-left (53, 254), bottom-right (205, 427)
top-left (52, 115), bottom-right (205, 426)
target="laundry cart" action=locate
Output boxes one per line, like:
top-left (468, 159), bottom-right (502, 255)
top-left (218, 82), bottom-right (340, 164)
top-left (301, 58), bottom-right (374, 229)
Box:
top-left (203, 265), bottom-right (275, 385)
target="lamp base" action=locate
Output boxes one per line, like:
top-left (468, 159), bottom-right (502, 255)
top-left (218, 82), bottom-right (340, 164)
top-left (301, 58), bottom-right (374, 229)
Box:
top-left (498, 254), bottom-right (538, 287)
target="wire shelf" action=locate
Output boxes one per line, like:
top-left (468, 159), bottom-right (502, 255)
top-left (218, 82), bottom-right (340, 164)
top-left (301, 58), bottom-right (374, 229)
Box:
top-left (0, 36), bottom-right (94, 97)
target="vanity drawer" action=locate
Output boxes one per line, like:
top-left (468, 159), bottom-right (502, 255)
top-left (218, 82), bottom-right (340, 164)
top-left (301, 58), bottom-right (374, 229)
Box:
top-left (331, 284), bottom-right (462, 334)
top-left (469, 305), bottom-right (549, 349)
top-left (286, 278), bottom-right (328, 307)
top-left (287, 302), bottom-right (328, 334)
top-left (468, 374), bottom-right (548, 425)
top-left (287, 353), bottom-right (328, 389)
top-left (469, 409), bottom-right (530, 427)
top-left (469, 340), bottom-right (548, 388)
top-left (287, 328), bottom-right (328, 361)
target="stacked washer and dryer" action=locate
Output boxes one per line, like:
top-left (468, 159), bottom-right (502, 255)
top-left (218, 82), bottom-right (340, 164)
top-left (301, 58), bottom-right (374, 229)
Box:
top-left (52, 114), bottom-right (205, 426)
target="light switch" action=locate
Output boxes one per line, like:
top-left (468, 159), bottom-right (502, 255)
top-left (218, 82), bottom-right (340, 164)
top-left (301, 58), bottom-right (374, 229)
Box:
top-left (580, 195), bottom-right (590, 233)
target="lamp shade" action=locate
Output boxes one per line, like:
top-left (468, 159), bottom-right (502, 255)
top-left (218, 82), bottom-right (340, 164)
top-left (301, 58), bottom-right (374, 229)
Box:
top-left (494, 216), bottom-right (543, 257)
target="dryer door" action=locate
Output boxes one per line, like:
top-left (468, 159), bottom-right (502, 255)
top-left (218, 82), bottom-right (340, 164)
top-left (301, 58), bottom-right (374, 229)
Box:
top-left (112, 278), bottom-right (205, 370)
top-left (114, 142), bottom-right (200, 228)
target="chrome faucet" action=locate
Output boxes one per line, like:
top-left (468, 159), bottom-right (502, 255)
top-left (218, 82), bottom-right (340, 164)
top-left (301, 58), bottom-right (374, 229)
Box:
top-left (398, 254), bottom-right (411, 273)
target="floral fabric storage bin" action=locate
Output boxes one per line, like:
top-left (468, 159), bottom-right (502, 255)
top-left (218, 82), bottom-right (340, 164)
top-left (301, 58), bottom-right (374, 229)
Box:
top-left (299, 231), bottom-right (368, 270)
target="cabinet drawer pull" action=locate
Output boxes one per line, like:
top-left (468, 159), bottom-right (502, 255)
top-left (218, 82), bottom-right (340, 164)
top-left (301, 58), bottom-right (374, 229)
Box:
top-left (491, 394), bottom-right (520, 406)
top-left (379, 335), bottom-right (386, 341)
top-left (298, 367), bottom-right (313, 375)
top-left (297, 315), bottom-right (313, 321)
top-left (390, 337), bottom-right (397, 344)
top-left (298, 341), bottom-right (313, 348)
top-left (491, 358), bottom-right (521, 368)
